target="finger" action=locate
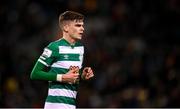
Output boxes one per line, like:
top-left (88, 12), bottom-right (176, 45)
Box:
top-left (75, 67), bottom-right (79, 74)
top-left (86, 70), bottom-right (93, 75)
top-left (73, 79), bottom-right (76, 83)
top-left (84, 67), bottom-right (89, 72)
top-left (86, 74), bottom-right (94, 79)
top-left (69, 69), bottom-right (77, 74)
top-left (70, 66), bottom-right (79, 71)
top-left (87, 71), bottom-right (94, 77)
top-left (69, 66), bottom-right (74, 70)
top-left (75, 66), bottom-right (79, 71)
top-left (74, 73), bottom-right (79, 77)
top-left (85, 73), bottom-right (91, 79)
top-left (88, 67), bottom-right (91, 72)
top-left (86, 72), bottom-right (91, 77)
top-left (89, 73), bottom-right (94, 78)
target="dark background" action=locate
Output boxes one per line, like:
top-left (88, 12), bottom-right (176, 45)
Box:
top-left (0, 0), bottom-right (180, 108)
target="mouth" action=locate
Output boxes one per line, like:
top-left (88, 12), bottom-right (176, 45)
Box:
top-left (79, 33), bottom-right (83, 36)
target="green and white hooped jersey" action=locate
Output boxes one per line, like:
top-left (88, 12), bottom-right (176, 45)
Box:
top-left (38, 38), bottom-right (84, 109)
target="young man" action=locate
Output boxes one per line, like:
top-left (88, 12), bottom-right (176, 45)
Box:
top-left (30, 11), bottom-right (94, 109)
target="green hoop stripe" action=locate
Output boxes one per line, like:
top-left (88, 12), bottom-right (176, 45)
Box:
top-left (46, 95), bottom-right (76, 105)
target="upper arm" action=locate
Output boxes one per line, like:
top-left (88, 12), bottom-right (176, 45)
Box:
top-left (38, 43), bottom-right (57, 67)
top-left (30, 43), bottom-right (58, 81)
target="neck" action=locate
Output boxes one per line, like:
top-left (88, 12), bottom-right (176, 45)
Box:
top-left (63, 33), bottom-right (76, 44)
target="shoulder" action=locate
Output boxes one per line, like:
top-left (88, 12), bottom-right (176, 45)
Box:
top-left (46, 39), bottom-right (62, 50)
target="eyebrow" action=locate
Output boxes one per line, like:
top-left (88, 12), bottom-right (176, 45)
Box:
top-left (75, 24), bottom-right (83, 26)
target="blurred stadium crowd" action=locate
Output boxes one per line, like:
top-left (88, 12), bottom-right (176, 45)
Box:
top-left (0, 0), bottom-right (180, 108)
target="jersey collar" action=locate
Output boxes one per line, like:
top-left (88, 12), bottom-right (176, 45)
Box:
top-left (62, 38), bottom-right (76, 48)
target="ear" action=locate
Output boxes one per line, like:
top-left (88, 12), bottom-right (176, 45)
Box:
top-left (63, 24), bottom-right (69, 32)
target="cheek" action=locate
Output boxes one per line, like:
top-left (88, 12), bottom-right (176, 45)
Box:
top-left (68, 29), bottom-right (74, 34)
top-left (71, 28), bottom-right (78, 34)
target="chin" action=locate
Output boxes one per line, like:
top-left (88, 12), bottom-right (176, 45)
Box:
top-left (71, 35), bottom-right (82, 40)
top-left (76, 36), bottom-right (82, 40)
top-left (78, 37), bottom-right (82, 40)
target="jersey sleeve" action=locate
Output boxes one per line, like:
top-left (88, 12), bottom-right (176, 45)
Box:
top-left (30, 43), bottom-right (58, 81)
top-left (30, 61), bottom-right (57, 81)
top-left (38, 43), bottom-right (57, 67)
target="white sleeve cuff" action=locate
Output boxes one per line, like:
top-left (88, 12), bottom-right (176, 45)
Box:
top-left (57, 74), bottom-right (62, 82)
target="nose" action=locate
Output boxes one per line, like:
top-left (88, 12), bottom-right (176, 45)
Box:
top-left (82, 27), bottom-right (84, 31)
top-left (81, 26), bottom-right (84, 31)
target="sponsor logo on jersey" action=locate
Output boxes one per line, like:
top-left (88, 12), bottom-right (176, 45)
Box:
top-left (64, 55), bottom-right (69, 59)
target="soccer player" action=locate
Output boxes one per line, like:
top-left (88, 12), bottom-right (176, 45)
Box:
top-left (30, 11), bottom-right (94, 109)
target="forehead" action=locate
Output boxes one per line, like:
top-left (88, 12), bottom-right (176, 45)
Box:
top-left (69, 20), bottom-right (84, 25)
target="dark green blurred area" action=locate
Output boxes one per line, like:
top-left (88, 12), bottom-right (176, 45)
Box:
top-left (0, 0), bottom-right (180, 108)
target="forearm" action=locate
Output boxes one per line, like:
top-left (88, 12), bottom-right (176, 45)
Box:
top-left (30, 61), bottom-right (57, 81)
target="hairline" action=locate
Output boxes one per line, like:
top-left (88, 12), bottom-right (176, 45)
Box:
top-left (59, 19), bottom-right (84, 29)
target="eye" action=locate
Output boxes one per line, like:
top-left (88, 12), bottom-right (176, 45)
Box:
top-left (75, 24), bottom-right (82, 27)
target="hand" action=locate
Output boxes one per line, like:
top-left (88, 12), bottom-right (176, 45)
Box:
top-left (69, 66), bottom-right (79, 74)
top-left (81, 67), bottom-right (94, 80)
top-left (69, 66), bottom-right (80, 83)
top-left (62, 67), bottom-right (79, 84)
